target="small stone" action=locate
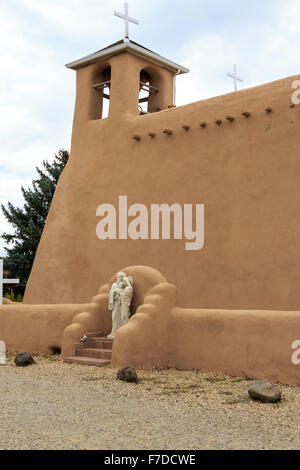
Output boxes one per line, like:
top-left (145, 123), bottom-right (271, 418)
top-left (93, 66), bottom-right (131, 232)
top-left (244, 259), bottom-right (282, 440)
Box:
top-left (14, 353), bottom-right (35, 367)
top-left (248, 380), bottom-right (281, 403)
top-left (117, 366), bottom-right (138, 383)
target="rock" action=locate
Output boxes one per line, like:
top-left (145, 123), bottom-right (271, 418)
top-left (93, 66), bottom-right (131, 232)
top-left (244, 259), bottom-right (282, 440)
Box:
top-left (14, 353), bottom-right (35, 367)
top-left (248, 380), bottom-right (282, 403)
top-left (117, 366), bottom-right (138, 383)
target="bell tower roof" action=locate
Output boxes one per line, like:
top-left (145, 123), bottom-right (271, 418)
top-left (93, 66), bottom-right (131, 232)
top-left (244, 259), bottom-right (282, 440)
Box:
top-left (66, 39), bottom-right (189, 75)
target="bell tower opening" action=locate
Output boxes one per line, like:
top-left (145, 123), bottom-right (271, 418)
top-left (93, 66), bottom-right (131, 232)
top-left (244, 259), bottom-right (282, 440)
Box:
top-left (139, 70), bottom-right (160, 114)
top-left (93, 66), bottom-right (111, 119)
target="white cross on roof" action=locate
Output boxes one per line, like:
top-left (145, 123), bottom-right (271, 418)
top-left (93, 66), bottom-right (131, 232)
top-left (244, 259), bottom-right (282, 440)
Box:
top-left (114, 2), bottom-right (139, 40)
top-left (227, 64), bottom-right (244, 92)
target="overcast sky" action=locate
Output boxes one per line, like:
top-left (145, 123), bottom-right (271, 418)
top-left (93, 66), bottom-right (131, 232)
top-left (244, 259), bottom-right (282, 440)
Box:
top-left (1, 0), bottom-right (300, 254)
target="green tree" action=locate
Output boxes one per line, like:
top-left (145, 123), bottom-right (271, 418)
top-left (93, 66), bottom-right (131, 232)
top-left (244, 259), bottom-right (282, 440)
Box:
top-left (1, 149), bottom-right (69, 295)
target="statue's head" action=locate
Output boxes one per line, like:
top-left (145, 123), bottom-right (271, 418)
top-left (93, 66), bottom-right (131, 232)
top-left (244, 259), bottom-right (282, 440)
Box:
top-left (116, 272), bottom-right (126, 284)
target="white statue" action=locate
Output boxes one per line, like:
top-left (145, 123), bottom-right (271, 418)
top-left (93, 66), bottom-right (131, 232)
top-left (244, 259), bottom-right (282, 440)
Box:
top-left (107, 272), bottom-right (133, 339)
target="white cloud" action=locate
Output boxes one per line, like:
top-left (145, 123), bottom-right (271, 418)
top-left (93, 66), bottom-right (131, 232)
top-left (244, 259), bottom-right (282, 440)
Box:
top-left (15, 0), bottom-right (156, 41)
top-left (278, 0), bottom-right (300, 33)
top-left (16, 0), bottom-right (114, 38)
top-left (0, 172), bottom-right (32, 256)
top-left (176, 3), bottom-right (300, 107)
top-left (176, 34), bottom-right (239, 104)
top-left (0, 3), bottom-right (73, 166)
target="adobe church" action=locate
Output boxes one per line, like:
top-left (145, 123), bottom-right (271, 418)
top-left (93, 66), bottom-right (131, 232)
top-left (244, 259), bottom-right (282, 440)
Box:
top-left (1, 5), bottom-right (300, 384)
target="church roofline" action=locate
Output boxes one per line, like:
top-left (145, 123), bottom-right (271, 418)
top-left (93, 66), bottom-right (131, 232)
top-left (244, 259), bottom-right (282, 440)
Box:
top-left (65, 39), bottom-right (189, 75)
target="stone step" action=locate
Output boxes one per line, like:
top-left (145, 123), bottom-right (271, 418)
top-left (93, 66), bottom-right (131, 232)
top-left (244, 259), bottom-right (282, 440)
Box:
top-left (85, 337), bottom-right (113, 350)
top-left (75, 348), bottom-right (112, 360)
top-left (87, 332), bottom-right (108, 338)
top-left (64, 356), bottom-right (111, 367)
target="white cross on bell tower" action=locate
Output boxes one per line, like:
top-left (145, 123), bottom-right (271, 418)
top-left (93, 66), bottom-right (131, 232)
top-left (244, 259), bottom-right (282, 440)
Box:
top-left (114, 2), bottom-right (139, 41)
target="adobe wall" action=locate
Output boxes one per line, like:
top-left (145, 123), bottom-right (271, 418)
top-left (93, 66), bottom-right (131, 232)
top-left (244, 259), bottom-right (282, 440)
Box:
top-left (0, 265), bottom-right (165, 356)
top-left (113, 279), bottom-right (300, 385)
top-left (1, 266), bottom-right (300, 384)
top-left (24, 73), bottom-right (300, 311)
top-left (0, 303), bottom-right (93, 353)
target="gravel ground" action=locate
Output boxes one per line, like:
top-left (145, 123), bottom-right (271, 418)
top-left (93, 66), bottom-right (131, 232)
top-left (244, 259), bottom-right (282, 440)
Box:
top-left (0, 354), bottom-right (300, 450)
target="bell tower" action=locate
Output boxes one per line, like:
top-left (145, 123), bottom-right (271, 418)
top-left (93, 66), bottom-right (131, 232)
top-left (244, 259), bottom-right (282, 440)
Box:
top-left (66, 39), bottom-right (189, 122)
